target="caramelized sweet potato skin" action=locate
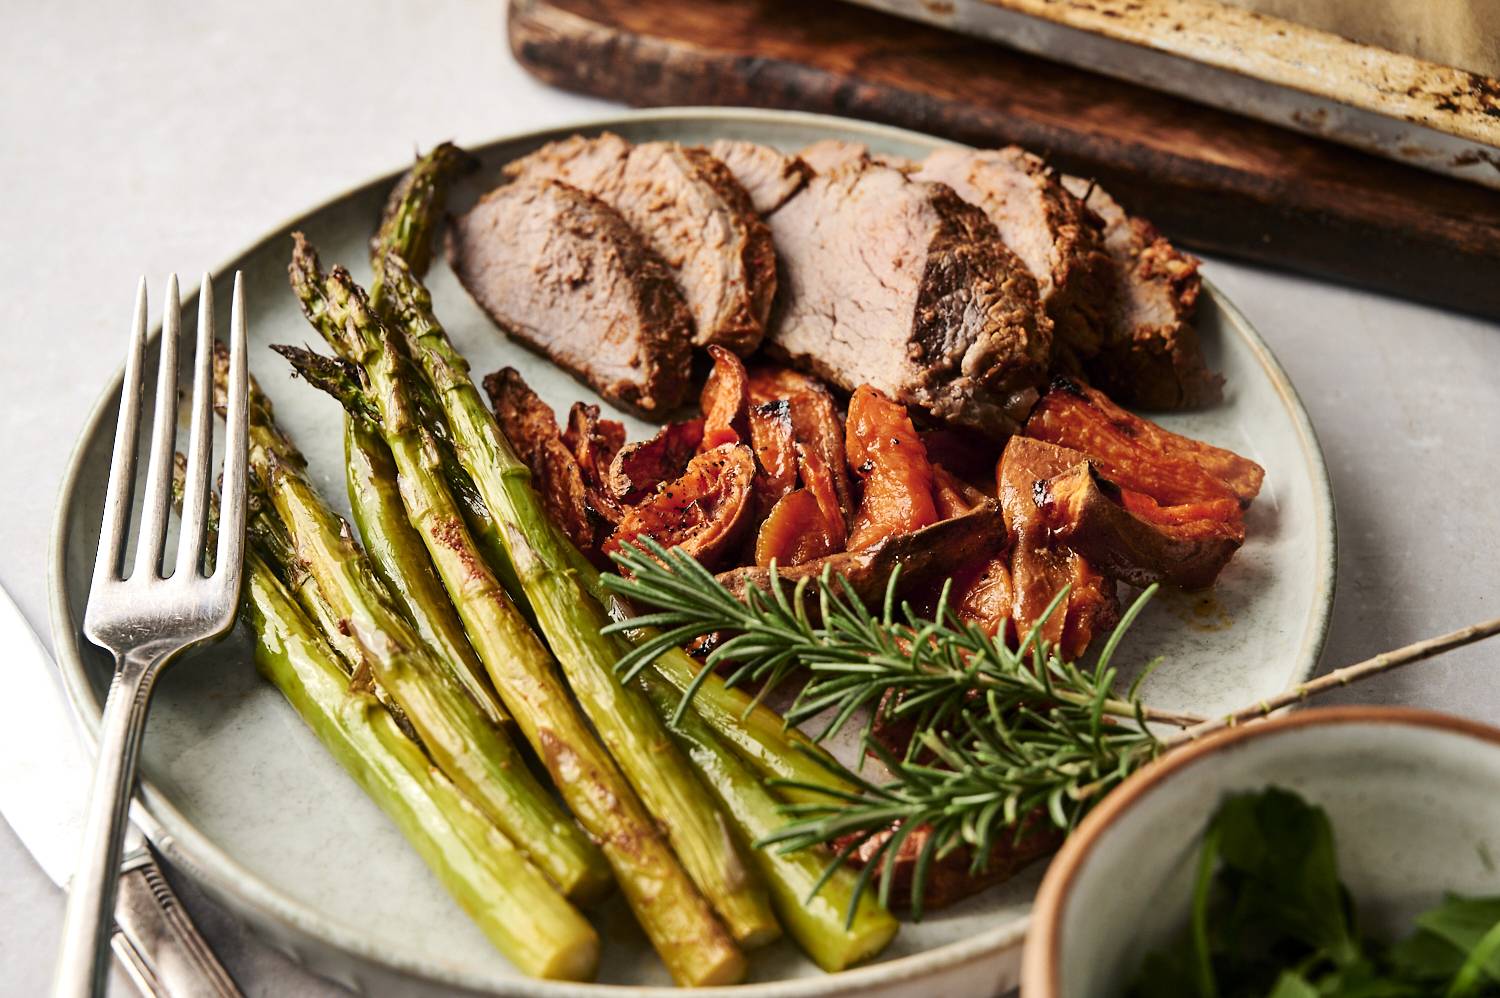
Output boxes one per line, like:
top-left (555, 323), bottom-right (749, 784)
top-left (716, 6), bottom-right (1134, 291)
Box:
top-left (606, 418), bottom-right (705, 503)
top-left (723, 501), bottom-right (1004, 609)
top-left (931, 464), bottom-right (986, 519)
top-left (746, 399), bottom-right (798, 513)
top-left (484, 367), bottom-right (597, 553)
top-left (699, 345), bottom-right (750, 451)
top-left (1024, 377), bottom-right (1263, 506)
top-left (753, 488), bottom-right (839, 567)
top-left (564, 402), bottom-right (625, 482)
top-left (1037, 462), bottom-right (1244, 589)
top-left (919, 427), bottom-right (1004, 495)
top-left (563, 401), bottom-right (627, 525)
top-left (747, 365), bottom-right (853, 525)
top-left (950, 555), bottom-right (1016, 645)
top-left (797, 447), bottom-right (848, 553)
top-left (846, 385), bottom-right (939, 550)
top-left (998, 437), bottom-right (1118, 658)
top-left (605, 443), bottom-right (756, 569)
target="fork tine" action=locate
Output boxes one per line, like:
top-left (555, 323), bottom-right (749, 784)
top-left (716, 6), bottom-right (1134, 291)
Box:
top-left (92, 279), bottom-right (149, 587)
top-left (214, 272), bottom-right (249, 592)
top-left (174, 274), bottom-right (216, 578)
top-left (131, 275), bottom-right (183, 580)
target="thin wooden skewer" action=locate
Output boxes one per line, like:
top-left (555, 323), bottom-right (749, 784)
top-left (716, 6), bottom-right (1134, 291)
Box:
top-left (1163, 615), bottom-right (1500, 749)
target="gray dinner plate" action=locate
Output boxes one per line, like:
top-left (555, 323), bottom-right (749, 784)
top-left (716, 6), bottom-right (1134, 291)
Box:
top-left (48, 108), bottom-right (1335, 996)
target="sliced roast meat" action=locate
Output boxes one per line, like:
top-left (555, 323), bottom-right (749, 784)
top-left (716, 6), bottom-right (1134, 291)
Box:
top-left (915, 147), bottom-right (1115, 368)
top-left (797, 138), bottom-right (872, 175)
top-left (797, 139), bottom-right (914, 175)
top-left (766, 160), bottom-right (1054, 435)
top-left (505, 133), bottom-right (775, 355)
top-left (706, 140), bottom-right (812, 214)
top-left (1059, 176), bottom-right (1221, 408)
top-left (449, 178), bottom-right (693, 414)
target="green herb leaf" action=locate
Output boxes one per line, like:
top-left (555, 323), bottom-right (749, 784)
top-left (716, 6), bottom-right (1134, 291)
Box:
top-left (1388, 894), bottom-right (1500, 993)
top-left (1210, 787), bottom-right (1359, 968)
top-left (1266, 971), bottom-right (1319, 998)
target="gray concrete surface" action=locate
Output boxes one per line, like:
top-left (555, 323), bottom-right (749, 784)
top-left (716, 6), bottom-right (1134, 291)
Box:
top-left (1, 0), bottom-right (1495, 993)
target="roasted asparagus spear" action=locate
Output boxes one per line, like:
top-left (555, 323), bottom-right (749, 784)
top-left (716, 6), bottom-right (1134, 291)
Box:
top-left (377, 244), bottom-right (779, 949)
top-left (285, 241), bottom-right (747, 986)
top-left (344, 418), bottom-right (509, 728)
top-left (228, 357), bottom-right (611, 904)
top-left (641, 671), bottom-right (899, 972)
top-left (175, 457), bottom-right (596, 980)
top-left (243, 551), bottom-right (600, 980)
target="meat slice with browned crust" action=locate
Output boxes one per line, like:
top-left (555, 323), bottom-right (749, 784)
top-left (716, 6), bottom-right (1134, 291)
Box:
top-left (766, 160), bottom-right (1053, 435)
top-left (449, 179), bottom-right (692, 414)
top-left (505, 133), bottom-right (775, 355)
top-left (915, 147), bottom-right (1115, 369)
top-left (706, 140), bottom-right (811, 214)
top-left (1060, 176), bottom-right (1222, 409)
top-left (797, 138), bottom-right (872, 175)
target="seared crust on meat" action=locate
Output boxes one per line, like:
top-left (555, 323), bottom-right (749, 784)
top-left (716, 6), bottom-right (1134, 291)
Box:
top-left (1061, 176), bottom-right (1221, 409)
top-left (448, 178), bottom-right (693, 413)
top-left (706, 140), bottom-right (812, 214)
top-left (916, 147), bottom-right (1115, 369)
top-left (506, 133), bottom-right (775, 355)
top-left (766, 161), bottom-right (1053, 436)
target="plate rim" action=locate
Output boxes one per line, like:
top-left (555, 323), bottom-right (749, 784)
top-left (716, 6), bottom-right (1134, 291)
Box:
top-left (46, 105), bottom-right (1337, 996)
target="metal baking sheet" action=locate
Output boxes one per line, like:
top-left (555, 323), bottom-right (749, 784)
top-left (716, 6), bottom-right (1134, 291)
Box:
top-left (843, 0), bottom-right (1500, 190)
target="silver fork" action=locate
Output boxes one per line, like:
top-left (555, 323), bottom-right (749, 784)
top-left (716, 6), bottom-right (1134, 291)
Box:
top-left (54, 274), bottom-right (248, 998)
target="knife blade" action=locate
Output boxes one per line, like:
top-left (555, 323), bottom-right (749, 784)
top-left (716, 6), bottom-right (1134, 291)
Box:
top-left (0, 582), bottom-right (241, 997)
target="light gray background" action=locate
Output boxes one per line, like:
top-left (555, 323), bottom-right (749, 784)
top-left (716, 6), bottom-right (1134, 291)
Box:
top-left (1, 1), bottom-right (1495, 994)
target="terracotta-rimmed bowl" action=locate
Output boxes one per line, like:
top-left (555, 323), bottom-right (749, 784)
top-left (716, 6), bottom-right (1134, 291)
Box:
top-left (1021, 706), bottom-right (1500, 997)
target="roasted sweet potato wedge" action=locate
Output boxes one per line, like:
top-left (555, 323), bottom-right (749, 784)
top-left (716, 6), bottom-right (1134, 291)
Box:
top-left (484, 367), bottom-right (596, 553)
top-left (1024, 377), bottom-right (1264, 506)
top-left (607, 418), bottom-right (705, 503)
top-left (919, 427), bottom-right (1004, 495)
top-left (949, 554), bottom-right (1016, 644)
top-left (753, 488), bottom-right (840, 567)
top-left (605, 443), bottom-right (756, 569)
top-left (1036, 461), bottom-right (1244, 589)
top-left (746, 399), bottom-right (798, 514)
top-left (846, 385), bottom-right (939, 550)
top-left (747, 365), bottom-right (853, 525)
top-left (563, 401), bottom-right (627, 525)
top-left (797, 447), bottom-right (849, 552)
top-left (998, 437), bottom-right (1119, 658)
top-left (699, 344), bottom-right (749, 451)
top-left (932, 464), bottom-right (987, 519)
top-left (722, 501), bottom-right (1005, 609)
top-left (564, 402), bottom-right (626, 482)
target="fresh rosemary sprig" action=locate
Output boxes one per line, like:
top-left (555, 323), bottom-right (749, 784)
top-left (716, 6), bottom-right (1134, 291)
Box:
top-left (602, 540), bottom-right (1500, 924)
top-left (602, 540), bottom-right (1172, 918)
top-left (604, 539), bottom-right (1193, 738)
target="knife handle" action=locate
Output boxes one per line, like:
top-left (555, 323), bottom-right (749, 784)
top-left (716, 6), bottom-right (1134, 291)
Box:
top-left (109, 857), bottom-right (242, 998)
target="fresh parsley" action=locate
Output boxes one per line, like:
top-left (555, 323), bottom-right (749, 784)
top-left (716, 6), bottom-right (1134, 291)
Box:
top-left (1132, 788), bottom-right (1500, 998)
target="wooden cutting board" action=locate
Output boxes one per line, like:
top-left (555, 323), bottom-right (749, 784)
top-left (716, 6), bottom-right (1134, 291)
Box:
top-left (508, 0), bottom-right (1500, 320)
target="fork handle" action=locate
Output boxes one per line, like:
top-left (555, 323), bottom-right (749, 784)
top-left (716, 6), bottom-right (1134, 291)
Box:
top-left (54, 652), bottom-right (161, 998)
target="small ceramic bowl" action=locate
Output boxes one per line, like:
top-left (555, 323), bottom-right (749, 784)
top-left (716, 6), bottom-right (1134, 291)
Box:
top-left (1021, 706), bottom-right (1500, 998)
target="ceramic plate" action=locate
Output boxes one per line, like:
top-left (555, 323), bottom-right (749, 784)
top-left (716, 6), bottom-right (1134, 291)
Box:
top-left (48, 108), bottom-right (1336, 996)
